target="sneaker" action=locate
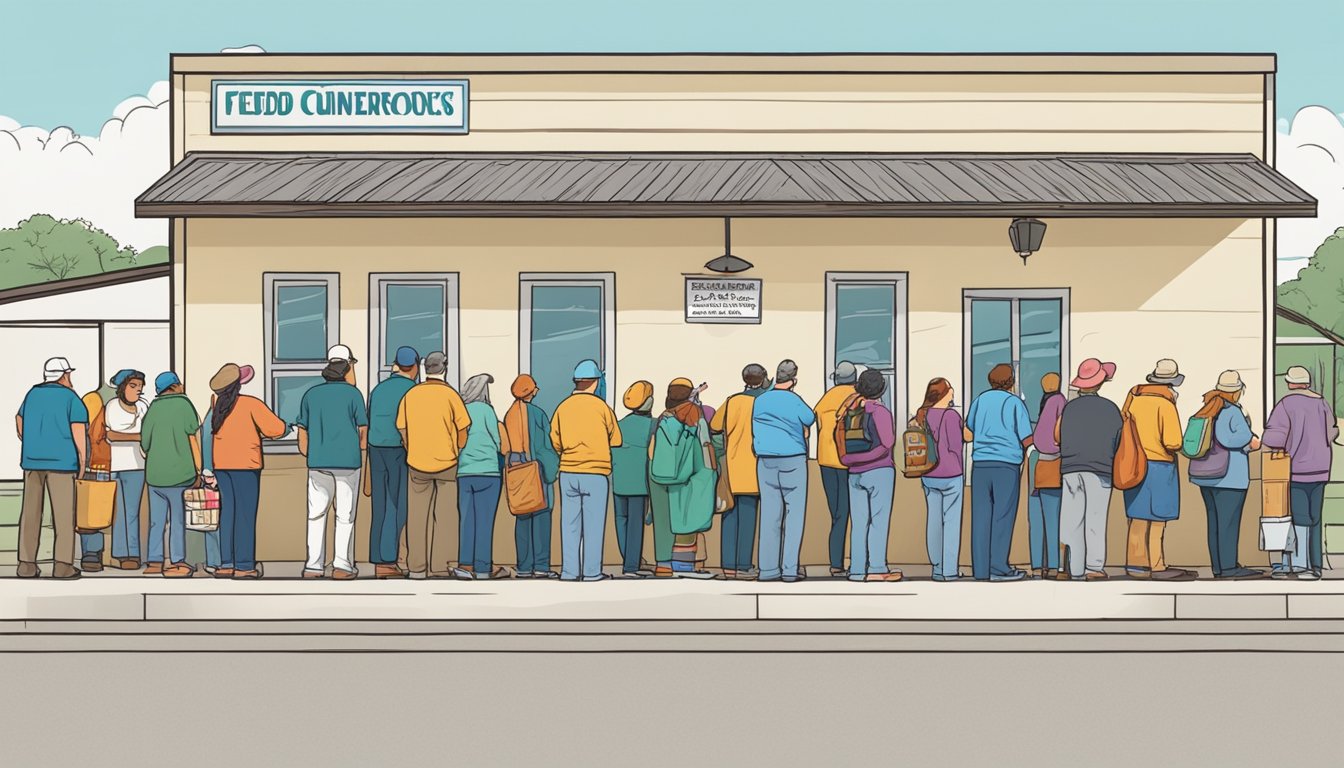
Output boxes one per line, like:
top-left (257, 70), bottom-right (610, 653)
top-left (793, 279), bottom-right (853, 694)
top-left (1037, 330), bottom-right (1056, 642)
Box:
top-left (675, 570), bottom-right (716, 580)
top-left (1296, 570), bottom-right (1322, 581)
top-left (989, 570), bottom-right (1027, 582)
top-left (583, 574), bottom-right (613, 582)
top-left (1150, 568), bottom-right (1197, 582)
top-left (451, 567), bottom-right (475, 580)
top-left (533, 571), bottom-right (560, 580)
top-left (515, 571), bottom-right (535, 579)
top-left (617, 572), bottom-right (648, 579)
top-left (1216, 567), bottom-right (1267, 581)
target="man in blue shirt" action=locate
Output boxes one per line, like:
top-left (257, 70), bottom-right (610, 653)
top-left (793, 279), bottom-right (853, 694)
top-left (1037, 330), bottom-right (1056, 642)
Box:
top-left (751, 359), bottom-right (816, 582)
top-left (15, 357), bottom-right (88, 579)
top-left (296, 351), bottom-right (369, 579)
top-left (965, 363), bottom-right (1034, 581)
top-left (365, 346), bottom-right (419, 579)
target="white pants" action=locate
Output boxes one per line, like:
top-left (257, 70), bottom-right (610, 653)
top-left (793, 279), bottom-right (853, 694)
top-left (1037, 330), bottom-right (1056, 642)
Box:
top-left (306, 468), bottom-right (361, 573)
top-left (1061, 471), bottom-right (1111, 577)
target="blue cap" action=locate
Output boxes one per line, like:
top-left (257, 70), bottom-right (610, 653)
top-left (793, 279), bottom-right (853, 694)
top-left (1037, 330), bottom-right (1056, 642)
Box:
top-left (572, 359), bottom-right (602, 380)
top-left (110, 369), bottom-right (139, 387)
top-left (154, 371), bottom-right (181, 395)
top-left (394, 346), bottom-right (420, 368)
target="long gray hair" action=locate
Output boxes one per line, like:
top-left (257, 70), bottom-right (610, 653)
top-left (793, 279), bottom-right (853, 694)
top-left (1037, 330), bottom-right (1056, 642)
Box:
top-left (461, 373), bottom-right (494, 405)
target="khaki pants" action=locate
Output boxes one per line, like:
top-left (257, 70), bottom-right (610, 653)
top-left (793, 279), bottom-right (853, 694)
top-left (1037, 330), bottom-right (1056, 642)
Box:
top-left (20, 470), bottom-right (77, 566)
top-left (407, 466), bottom-right (457, 575)
top-left (1126, 519), bottom-right (1167, 573)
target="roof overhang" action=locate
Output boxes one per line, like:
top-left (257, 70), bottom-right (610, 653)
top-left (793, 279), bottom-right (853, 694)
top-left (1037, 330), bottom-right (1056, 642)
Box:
top-left (136, 152), bottom-right (1317, 220)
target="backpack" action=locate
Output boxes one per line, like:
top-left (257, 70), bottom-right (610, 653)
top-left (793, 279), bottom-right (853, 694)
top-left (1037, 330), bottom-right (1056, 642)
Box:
top-left (902, 416), bottom-right (940, 479)
top-left (1181, 414), bottom-right (1214, 459)
top-left (1112, 386), bottom-right (1148, 491)
top-left (834, 394), bottom-right (873, 461)
top-left (650, 415), bottom-right (697, 486)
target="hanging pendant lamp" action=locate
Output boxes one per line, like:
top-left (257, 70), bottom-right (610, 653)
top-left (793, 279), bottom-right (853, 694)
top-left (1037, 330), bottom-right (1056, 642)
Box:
top-left (704, 218), bottom-right (754, 273)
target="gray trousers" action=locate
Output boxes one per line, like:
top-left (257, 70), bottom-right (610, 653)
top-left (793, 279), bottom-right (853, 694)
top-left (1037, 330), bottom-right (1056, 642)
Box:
top-left (1060, 471), bottom-right (1111, 577)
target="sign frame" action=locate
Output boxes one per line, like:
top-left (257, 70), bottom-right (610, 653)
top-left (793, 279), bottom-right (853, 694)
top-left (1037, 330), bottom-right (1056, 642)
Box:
top-left (683, 276), bottom-right (763, 325)
top-left (210, 79), bottom-right (470, 135)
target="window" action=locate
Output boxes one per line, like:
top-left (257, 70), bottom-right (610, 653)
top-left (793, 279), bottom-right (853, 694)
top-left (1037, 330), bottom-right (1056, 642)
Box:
top-left (519, 273), bottom-right (615, 417)
top-left (963, 289), bottom-right (1069, 424)
top-left (263, 273), bottom-right (339, 446)
top-left (825, 273), bottom-right (908, 420)
top-left (369, 273), bottom-right (459, 388)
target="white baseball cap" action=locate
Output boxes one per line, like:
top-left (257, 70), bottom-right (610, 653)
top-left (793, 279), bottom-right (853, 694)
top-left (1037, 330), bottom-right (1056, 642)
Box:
top-left (327, 344), bottom-right (358, 363)
top-left (43, 357), bottom-right (75, 381)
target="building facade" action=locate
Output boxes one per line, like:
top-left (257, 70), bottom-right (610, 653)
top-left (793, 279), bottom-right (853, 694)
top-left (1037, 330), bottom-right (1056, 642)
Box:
top-left (137, 53), bottom-right (1315, 567)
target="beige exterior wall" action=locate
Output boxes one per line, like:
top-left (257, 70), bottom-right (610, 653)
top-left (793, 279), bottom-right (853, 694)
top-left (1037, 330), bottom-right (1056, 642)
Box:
top-left (183, 216), bottom-right (1268, 568)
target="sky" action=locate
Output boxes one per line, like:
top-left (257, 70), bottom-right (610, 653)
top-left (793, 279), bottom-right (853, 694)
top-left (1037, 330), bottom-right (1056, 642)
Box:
top-left (0, 0), bottom-right (1341, 281)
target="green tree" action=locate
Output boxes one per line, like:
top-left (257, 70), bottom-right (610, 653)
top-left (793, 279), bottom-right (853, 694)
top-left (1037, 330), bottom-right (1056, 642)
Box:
top-left (0, 214), bottom-right (164, 291)
top-left (1277, 227), bottom-right (1344, 336)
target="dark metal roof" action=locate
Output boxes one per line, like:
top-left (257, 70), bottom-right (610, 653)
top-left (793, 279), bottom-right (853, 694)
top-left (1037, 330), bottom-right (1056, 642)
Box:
top-left (136, 152), bottom-right (1316, 218)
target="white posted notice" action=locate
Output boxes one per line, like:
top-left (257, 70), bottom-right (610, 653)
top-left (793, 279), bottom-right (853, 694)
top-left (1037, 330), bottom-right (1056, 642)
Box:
top-left (685, 277), bottom-right (762, 324)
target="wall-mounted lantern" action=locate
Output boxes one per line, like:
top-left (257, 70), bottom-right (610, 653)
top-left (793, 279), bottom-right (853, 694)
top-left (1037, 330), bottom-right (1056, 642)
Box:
top-left (704, 217), bottom-right (754, 274)
top-left (1009, 217), bottom-right (1047, 266)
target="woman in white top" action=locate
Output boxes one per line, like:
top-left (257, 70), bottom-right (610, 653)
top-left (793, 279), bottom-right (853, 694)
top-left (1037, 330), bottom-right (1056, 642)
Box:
top-left (103, 369), bottom-right (149, 570)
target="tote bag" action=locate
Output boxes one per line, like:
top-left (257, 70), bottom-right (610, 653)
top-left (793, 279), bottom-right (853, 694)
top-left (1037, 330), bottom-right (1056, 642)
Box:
top-left (503, 401), bottom-right (548, 516)
top-left (1112, 387), bottom-right (1148, 491)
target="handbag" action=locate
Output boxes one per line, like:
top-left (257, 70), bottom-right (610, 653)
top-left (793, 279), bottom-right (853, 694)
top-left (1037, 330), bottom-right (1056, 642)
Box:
top-left (1112, 387), bottom-right (1148, 491)
top-left (75, 472), bottom-right (116, 533)
top-left (1034, 454), bottom-right (1062, 490)
top-left (183, 482), bottom-right (220, 532)
top-left (503, 401), bottom-right (548, 516)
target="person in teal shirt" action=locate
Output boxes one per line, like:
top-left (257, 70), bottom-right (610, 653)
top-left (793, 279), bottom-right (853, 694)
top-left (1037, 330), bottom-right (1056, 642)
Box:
top-left (15, 357), bottom-right (89, 579)
top-left (140, 372), bottom-right (201, 577)
top-left (366, 346), bottom-right (419, 578)
top-left (455, 373), bottom-right (506, 579)
top-left (612, 381), bottom-right (655, 577)
top-left (296, 356), bottom-right (368, 578)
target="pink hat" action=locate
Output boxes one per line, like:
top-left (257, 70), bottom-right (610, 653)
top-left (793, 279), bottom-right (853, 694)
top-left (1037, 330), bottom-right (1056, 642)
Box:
top-left (239, 364), bottom-right (255, 386)
top-left (1071, 358), bottom-right (1116, 389)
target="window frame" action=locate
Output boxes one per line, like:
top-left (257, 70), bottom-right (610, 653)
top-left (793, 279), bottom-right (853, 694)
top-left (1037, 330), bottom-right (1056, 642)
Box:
top-left (824, 271), bottom-right (909, 422)
top-left (367, 272), bottom-right (460, 392)
top-left (262, 272), bottom-right (340, 452)
top-left (518, 272), bottom-right (617, 410)
top-left (961, 288), bottom-right (1071, 402)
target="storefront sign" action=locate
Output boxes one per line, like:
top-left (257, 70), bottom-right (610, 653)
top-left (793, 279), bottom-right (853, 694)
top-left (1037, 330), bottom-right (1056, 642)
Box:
top-left (211, 79), bottom-right (469, 134)
top-left (685, 277), bottom-right (762, 324)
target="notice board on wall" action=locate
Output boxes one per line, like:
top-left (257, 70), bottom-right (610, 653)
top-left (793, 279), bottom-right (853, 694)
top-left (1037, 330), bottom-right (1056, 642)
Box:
top-left (684, 277), bottom-right (762, 324)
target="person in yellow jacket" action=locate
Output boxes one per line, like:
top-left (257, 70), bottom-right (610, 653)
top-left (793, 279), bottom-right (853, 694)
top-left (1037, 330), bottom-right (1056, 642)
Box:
top-left (1122, 359), bottom-right (1196, 581)
top-left (813, 361), bottom-right (860, 577)
top-left (550, 359), bottom-right (622, 581)
top-left (710, 363), bottom-right (772, 579)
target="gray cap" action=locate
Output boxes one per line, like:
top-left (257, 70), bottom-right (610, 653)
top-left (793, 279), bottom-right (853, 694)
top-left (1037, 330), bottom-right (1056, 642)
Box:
top-left (831, 361), bottom-right (858, 385)
top-left (423, 351), bottom-right (448, 376)
top-left (776, 359), bottom-right (799, 384)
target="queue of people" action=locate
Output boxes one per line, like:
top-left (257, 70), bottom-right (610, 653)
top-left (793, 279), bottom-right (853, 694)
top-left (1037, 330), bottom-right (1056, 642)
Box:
top-left (10, 348), bottom-right (1337, 581)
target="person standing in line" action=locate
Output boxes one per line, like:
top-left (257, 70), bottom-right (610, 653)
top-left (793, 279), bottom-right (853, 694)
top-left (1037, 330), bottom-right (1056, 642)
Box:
top-left (711, 363), bottom-right (772, 580)
top-left (397, 351), bottom-right (472, 579)
top-left (752, 360), bottom-right (816, 583)
top-left (78, 386), bottom-right (109, 571)
top-left (202, 363), bottom-right (287, 580)
top-left (650, 378), bottom-right (717, 579)
top-left (916, 378), bottom-right (965, 582)
top-left (1057, 359), bottom-right (1122, 581)
top-left (1189, 371), bottom-right (1265, 580)
top-left (139, 372), bottom-right (201, 578)
top-left (1028, 373), bottom-right (1067, 579)
top-left (965, 364), bottom-right (1033, 582)
top-left (611, 381), bottom-right (655, 578)
top-left (550, 359), bottom-right (623, 582)
top-left (502, 375), bottom-right (560, 579)
top-left (455, 374), bottom-right (508, 580)
top-left (15, 357), bottom-right (88, 579)
top-left (296, 355), bottom-right (368, 579)
top-left (840, 370), bottom-right (902, 582)
top-left (814, 361), bottom-right (860, 578)
top-left (1262, 365), bottom-right (1338, 581)
top-left (103, 370), bottom-right (148, 571)
top-left (365, 347), bottom-right (419, 579)
top-left (1123, 359), bottom-right (1196, 581)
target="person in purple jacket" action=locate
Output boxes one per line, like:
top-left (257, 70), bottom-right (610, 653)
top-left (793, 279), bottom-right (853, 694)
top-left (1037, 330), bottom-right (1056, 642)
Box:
top-left (1262, 365), bottom-right (1339, 580)
top-left (916, 377), bottom-right (965, 581)
top-left (1028, 373), bottom-right (1068, 579)
top-left (840, 369), bottom-right (902, 582)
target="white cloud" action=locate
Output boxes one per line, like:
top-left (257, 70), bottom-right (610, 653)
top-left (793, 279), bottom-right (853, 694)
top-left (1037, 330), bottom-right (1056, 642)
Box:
top-left (221, 44), bottom-right (266, 54)
top-left (0, 82), bottom-right (169, 251)
top-left (1276, 106), bottom-right (1344, 283)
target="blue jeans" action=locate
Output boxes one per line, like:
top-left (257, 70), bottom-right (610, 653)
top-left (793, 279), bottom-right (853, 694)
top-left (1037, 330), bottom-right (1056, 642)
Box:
top-left (613, 494), bottom-right (647, 573)
top-left (217, 469), bottom-right (261, 571)
top-left (147, 483), bottom-right (190, 565)
top-left (109, 470), bottom-right (145, 560)
top-left (1029, 488), bottom-right (1062, 571)
top-left (721, 494), bottom-right (759, 572)
top-left (368, 446), bottom-right (409, 565)
top-left (559, 472), bottom-right (609, 580)
top-left (514, 508), bottom-right (552, 574)
top-left (458, 475), bottom-right (502, 573)
top-left (757, 455), bottom-right (808, 581)
top-left (847, 467), bottom-right (894, 580)
top-left (820, 466), bottom-right (850, 572)
top-left (1289, 481), bottom-right (1325, 572)
top-left (971, 461), bottom-right (1022, 580)
top-left (80, 531), bottom-right (104, 559)
top-left (198, 528), bottom-right (221, 570)
top-left (922, 476), bottom-right (964, 580)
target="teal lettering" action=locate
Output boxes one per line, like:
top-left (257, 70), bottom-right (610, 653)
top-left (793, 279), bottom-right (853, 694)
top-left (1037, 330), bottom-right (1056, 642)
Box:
top-left (355, 92), bottom-right (367, 115)
top-left (315, 91), bottom-right (331, 115)
top-left (300, 90), bottom-right (317, 115)
top-left (223, 90), bottom-right (237, 115)
top-left (440, 92), bottom-right (454, 117)
top-left (367, 92), bottom-right (381, 116)
top-left (380, 91), bottom-right (392, 116)
top-left (391, 92), bottom-right (410, 115)
top-left (337, 91), bottom-right (353, 115)
top-left (276, 91), bottom-right (293, 115)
